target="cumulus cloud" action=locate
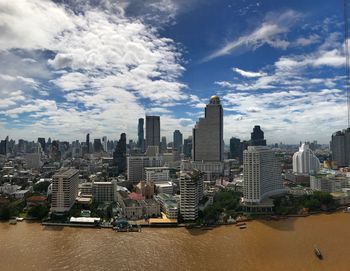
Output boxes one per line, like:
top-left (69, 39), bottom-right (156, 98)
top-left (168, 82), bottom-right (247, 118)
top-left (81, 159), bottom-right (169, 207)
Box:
top-left (232, 67), bottom-right (266, 78)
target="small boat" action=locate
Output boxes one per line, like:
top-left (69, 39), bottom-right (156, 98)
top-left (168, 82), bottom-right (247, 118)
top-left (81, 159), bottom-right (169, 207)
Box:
top-left (9, 219), bottom-right (17, 225)
top-left (314, 246), bottom-right (323, 259)
top-left (239, 225), bottom-right (247, 229)
top-left (16, 217), bottom-right (24, 222)
top-left (236, 222), bottom-right (246, 227)
top-left (344, 207), bottom-right (350, 213)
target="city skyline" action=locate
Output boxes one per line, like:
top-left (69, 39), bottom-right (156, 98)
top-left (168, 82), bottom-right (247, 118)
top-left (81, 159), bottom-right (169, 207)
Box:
top-left (0, 0), bottom-right (348, 143)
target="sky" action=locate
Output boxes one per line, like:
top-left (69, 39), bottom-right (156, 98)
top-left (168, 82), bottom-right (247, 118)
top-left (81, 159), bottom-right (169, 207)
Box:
top-left (0, 0), bottom-right (347, 144)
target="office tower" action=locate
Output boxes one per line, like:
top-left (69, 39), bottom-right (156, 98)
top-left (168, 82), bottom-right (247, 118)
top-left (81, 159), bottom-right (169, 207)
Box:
top-left (161, 136), bottom-right (167, 152)
top-left (229, 137), bottom-right (241, 159)
top-left (183, 136), bottom-right (192, 158)
top-left (173, 130), bottom-right (183, 151)
top-left (51, 168), bottom-right (79, 213)
top-left (192, 96), bottom-right (223, 162)
top-left (93, 139), bottom-right (102, 153)
top-left (18, 139), bottom-right (26, 153)
top-left (292, 143), bottom-right (320, 174)
top-left (86, 133), bottom-right (90, 153)
top-left (51, 140), bottom-right (61, 162)
top-left (138, 118), bottom-right (145, 152)
top-left (250, 125), bottom-right (266, 146)
top-left (331, 128), bottom-right (350, 167)
top-left (113, 133), bottom-right (127, 174)
top-left (243, 146), bottom-right (284, 203)
top-left (145, 116), bottom-right (160, 149)
top-left (179, 170), bottom-right (204, 221)
top-left (102, 136), bottom-right (108, 152)
top-left (0, 136), bottom-right (9, 156)
top-left (127, 156), bottom-right (162, 183)
top-left (37, 137), bottom-right (46, 152)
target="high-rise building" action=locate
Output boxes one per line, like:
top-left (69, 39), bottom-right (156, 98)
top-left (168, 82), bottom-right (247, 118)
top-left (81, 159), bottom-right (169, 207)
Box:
top-left (292, 143), bottom-right (320, 174)
top-left (179, 170), bottom-right (204, 221)
top-left (229, 137), bottom-right (241, 160)
top-left (51, 168), bottom-right (79, 213)
top-left (0, 136), bottom-right (9, 156)
top-left (51, 140), bottom-right (61, 162)
top-left (173, 130), bottom-right (183, 151)
top-left (102, 136), bottom-right (108, 152)
top-left (86, 133), bottom-right (90, 153)
top-left (331, 128), bottom-right (350, 167)
top-left (138, 118), bottom-right (145, 152)
top-left (113, 133), bottom-right (127, 174)
top-left (92, 181), bottom-right (115, 203)
top-left (192, 96), bottom-right (223, 162)
top-left (93, 139), bottom-right (103, 153)
top-left (250, 125), bottom-right (266, 146)
top-left (37, 137), bottom-right (46, 152)
top-left (243, 146), bottom-right (284, 203)
top-left (183, 136), bottom-right (192, 158)
top-left (161, 136), bottom-right (167, 152)
top-left (145, 116), bottom-right (160, 150)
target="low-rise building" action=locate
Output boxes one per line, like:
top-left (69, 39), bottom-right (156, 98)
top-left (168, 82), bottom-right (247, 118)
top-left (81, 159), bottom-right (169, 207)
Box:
top-left (92, 181), bottom-right (115, 203)
top-left (155, 193), bottom-right (178, 219)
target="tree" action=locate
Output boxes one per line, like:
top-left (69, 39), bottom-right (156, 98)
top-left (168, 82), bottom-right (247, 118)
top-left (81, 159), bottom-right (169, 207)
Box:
top-left (33, 181), bottom-right (51, 193)
top-left (28, 205), bottom-right (49, 219)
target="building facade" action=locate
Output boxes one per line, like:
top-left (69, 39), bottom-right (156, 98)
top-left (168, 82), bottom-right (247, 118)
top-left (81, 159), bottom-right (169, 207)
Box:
top-left (292, 143), bottom-right (320, 174)
top-left (51, 168), bottom-right (79, 213)
top-left (192, 96), bottom-right (223, 162)
top-left (243, 146), bottom-right (284, 203)
top-left (145, 116), bottom-right (160, 150)
top-left (331, 128), bottom-right (350, 167)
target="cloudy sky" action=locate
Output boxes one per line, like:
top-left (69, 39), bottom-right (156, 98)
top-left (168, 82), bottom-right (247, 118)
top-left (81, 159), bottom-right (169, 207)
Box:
top-left (0, 0), bottom-right (347, 144)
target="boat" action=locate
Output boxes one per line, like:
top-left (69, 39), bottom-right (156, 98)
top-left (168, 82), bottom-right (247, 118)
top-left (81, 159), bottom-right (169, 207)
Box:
top-left (9, 219), bottom-right (17, 225)
top-left (239, 225), bottom-right (247, 229)
top-left (314, 246), bottom-right (323, 259)
top-left (236, 222), bottom-right (246, 227)
top-left (16, 217), bottom-right (24, 222)
top-left (344, 207), bottom-right (350, 213)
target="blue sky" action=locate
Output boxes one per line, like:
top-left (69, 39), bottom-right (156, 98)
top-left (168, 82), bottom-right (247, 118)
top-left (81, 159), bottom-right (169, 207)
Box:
top-left (0, 0), bottom-right (347, 144)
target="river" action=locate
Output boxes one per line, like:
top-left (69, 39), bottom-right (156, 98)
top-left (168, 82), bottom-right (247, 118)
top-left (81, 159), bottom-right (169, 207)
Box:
top-left (1, 213), bottom-right (350, 271)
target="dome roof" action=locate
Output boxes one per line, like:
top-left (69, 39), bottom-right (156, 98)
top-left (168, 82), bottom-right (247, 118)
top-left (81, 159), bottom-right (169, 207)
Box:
top-left (209, 95), bottom-right (220, 104)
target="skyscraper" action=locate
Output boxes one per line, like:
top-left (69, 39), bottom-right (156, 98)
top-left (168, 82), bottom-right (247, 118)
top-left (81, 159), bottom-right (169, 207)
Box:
top-left (93, 139), bottom-right (103, 153)
top-left (86, 133), bottom-right (90, 153)
top-left (183, 136), bottom-right (192, 158)
top-left (113, 133), bottom-right (127, 174)
top-left (250, 125), bottom-right (266, 146)
top-left (138, 118), bottom-right (145, 152)
top-left (243, 146), bottom-right (284, 203)
top-left (161, 136), bottom-right (167, 152)
top-left (292, 143), bottom-right (320, 174)
top-left (331, 128), bottom-right (350, 167)
top-left (37, 137), bottom-right (46, 152)
top-left (173, 130), bottom-right (183, 151)
top-left (146, 116), bottom-right (160, 149)
top-left (102, 136), bottom-right (107, 152)
top-left (192, 95), bottom-right (223, 161)
top-left (229, 137), bottom-right (241, 159)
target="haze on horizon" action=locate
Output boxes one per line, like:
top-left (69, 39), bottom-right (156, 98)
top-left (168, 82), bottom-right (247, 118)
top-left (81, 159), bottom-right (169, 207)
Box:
top-left (0, 0), bottom-right (347, 144)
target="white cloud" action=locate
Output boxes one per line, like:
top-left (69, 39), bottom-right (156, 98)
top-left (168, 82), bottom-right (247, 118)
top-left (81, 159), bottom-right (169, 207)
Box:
top-left (294, 34), bottom-right (320, 46)
top-left (232, 67), bottom-right (266, 78)
top-left (204, 10), bottom-right (300, 61)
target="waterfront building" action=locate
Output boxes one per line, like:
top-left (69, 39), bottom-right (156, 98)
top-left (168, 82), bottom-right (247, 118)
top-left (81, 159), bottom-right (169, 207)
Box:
top-left (78, 182), bottom-right (93, 197)
top-left (292, 143), bottom-right (320, 174)
top-left (179, 170), bottom-right (204, 221)
top-left (145, 116), bottom-right (160, 150)
top-left (137, 118), bottom-right (145, 152)
top-left (135, 181), bottom-right (155, 199)
top-left (250, 125), bottom-right (266, 146)
top-left (331, 128), bottom-right (350, 167)
top-left (243, 146), bottom-right (284, 204)
top-left (310, 172), bottom-right (350, 193)
top-left (154, 193), bottom-right (178, 219)
top-left (51, 168), bottom-right (79, 213)
top-left (145, 167), bottom-right (170, 183)
top-left (127, 156), bottom-right (162, 183)
top-left (173, 130), bottom-right (183, 151)
top-left (192, 96), bottom-right (223, 162)
top-left (92, 181), bottom-right (115, 203)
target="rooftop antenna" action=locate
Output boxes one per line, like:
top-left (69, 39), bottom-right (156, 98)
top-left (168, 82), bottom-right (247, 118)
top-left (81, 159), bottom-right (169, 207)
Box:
top-left (344, 0), bottom-right (350, 128)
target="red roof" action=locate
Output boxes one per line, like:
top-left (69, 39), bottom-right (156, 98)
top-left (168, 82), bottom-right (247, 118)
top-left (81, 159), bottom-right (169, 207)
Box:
top-left (128, 192), bottom-right (144, 200)
top-left (27, 196), bottom-right (48, 202)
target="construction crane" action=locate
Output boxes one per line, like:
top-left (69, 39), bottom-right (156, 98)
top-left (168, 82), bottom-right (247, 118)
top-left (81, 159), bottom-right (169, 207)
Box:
top-left (344, 0), bottom-right (350, 128)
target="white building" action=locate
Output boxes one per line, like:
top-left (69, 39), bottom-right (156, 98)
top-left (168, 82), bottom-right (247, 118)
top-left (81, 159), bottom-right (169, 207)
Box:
top-left (243, 146), bottom-right (285, 204)
top-left (292, 143), bottom-right (320, 174)
top-left (51, 168), bottom-right (79, 213)
top-left (179, 170), bottom-right (204, 221)
top-left (145, 167), bottom-right (170, 183)
top-left (127, 156), bottom-right (162, 183)
top-left (92, 181), bottom-right (115, 203)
